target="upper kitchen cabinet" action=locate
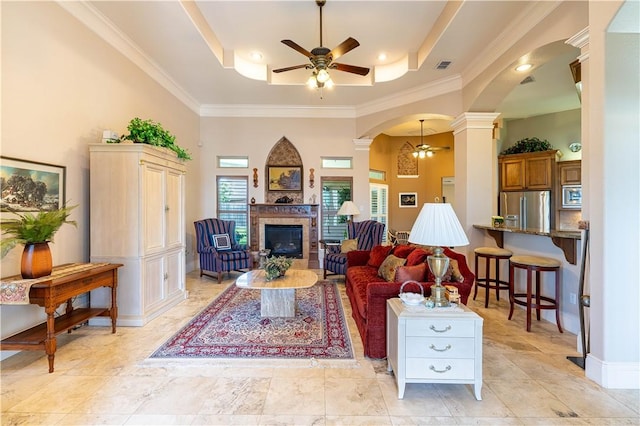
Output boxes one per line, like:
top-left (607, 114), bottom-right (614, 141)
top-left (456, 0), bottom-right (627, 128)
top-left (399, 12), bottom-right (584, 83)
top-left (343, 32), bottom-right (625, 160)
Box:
top-left (558, 160), bottom-right (582, 185)
top-left (499, 150), bottom-right (559, 191)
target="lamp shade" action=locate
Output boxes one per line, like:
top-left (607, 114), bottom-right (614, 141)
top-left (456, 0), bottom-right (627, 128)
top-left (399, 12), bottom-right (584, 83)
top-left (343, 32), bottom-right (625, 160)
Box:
top-left (337, 200), bottom-right (360, 216)
top-left (408, 203), bottom-right (469, 247)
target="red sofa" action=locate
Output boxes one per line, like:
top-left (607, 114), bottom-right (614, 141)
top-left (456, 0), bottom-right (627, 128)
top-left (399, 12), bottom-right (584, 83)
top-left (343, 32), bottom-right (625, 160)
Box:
top-left (345, 245), bottom-right (475, 359)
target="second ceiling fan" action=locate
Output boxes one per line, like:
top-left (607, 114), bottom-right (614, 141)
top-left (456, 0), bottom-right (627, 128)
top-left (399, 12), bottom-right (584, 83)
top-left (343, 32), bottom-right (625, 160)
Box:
top-left (273, 0), bottom-right (370, 87)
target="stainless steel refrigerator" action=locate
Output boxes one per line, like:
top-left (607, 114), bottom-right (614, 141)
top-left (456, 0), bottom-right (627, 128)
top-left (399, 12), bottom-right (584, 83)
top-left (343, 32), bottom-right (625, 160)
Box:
top-left (499, 191), bottom-right (551, 232)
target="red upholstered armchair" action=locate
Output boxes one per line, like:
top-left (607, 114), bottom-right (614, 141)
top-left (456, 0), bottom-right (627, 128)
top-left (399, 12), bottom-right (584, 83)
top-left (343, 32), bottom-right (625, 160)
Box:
top-left (194, 218), bottom-right (252, 283)
top-left (322, 220), bottom-right (385, 279)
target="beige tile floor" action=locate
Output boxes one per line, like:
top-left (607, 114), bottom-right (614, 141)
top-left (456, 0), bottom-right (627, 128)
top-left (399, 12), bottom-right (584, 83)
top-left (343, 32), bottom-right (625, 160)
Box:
top-left (2, 270), bottom-right (639, 425)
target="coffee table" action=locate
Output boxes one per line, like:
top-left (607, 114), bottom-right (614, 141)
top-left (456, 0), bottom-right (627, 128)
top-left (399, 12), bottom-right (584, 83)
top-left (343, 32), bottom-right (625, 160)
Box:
top-left (235, 269), bottom-right (318, 317)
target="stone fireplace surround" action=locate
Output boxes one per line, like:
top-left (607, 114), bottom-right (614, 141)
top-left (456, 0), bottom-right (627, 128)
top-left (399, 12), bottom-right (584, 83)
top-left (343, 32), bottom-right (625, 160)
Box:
top-left (249, 204), bottom-right (319, 269)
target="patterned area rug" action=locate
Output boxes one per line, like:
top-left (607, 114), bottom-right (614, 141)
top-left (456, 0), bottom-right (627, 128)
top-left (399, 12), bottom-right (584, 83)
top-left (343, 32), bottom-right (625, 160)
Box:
top-left (150, 281), bottom-right (354, 363)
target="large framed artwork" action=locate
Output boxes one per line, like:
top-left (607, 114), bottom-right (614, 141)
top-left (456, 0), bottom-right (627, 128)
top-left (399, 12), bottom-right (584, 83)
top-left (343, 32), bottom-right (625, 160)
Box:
top-left (268, 166), bottom-right (302, 191)
top-left (0, 157), bottom-right (66, 217)
top-left (399, 192), bottom-right (418, 208)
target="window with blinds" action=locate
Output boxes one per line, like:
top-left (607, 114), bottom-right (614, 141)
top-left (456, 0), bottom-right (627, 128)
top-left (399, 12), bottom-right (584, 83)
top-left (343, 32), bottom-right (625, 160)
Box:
top-left (321, 177), bottom-right (353, 240)
top-left (216, 176), bottom-right (248, 245)
top-left (370, 183), bottom-right (388, 242)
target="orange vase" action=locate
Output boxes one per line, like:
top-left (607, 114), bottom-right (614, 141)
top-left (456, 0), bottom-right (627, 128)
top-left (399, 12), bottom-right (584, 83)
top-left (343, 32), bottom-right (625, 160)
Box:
top-left (21, 242), bottom-right (53, 279)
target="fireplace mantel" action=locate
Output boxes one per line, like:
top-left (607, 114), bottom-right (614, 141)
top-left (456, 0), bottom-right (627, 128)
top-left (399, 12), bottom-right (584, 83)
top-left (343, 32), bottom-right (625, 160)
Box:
top-left (249, 204), bottom-right (319, 268)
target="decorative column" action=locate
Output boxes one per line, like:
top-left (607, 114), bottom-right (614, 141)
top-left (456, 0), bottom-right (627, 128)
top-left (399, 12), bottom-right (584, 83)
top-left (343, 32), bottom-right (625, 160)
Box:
top-left (450, 112), bottom-right (501, 255)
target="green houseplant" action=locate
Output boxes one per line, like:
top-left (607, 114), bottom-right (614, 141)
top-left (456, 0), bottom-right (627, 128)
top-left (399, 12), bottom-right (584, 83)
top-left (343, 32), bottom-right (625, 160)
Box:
top-left (109, 117), bottom-right (192, 160)
top-left (263, 255), bottom-right (294, 281)
top-left (1, 205), bottom-right (77, 278)
top-left (500, 137), bottom-right (554, 155)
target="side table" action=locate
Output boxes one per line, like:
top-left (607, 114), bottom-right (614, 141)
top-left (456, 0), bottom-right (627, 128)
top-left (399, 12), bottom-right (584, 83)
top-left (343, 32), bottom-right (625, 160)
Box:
top-left (0, 263), bottom-right (122, 373)
top-left (386, 297), bottom-right (484, 400)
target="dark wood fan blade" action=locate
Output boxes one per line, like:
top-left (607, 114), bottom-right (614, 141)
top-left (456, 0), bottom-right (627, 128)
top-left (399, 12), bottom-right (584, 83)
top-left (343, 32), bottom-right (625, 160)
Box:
top-left (273, 64), bottom-right (310, 73)
top-left (281, 40), bottom-right (313, 58)
top-left (329, 37), bottom-right (360, 60)
top-left (332, 63), bottom-right (370, 76)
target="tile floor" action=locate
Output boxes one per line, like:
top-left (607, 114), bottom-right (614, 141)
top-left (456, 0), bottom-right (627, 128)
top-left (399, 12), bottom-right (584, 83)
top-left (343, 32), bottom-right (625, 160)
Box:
top-left (1, 271), bottom-right (639, 425)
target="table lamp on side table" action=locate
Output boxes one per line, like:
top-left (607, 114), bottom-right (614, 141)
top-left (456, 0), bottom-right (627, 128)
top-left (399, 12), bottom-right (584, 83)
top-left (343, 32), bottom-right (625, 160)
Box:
top-left (337, 200), bottom-right (360, 223)
top-left (408, 203), bottom-right (469, 307)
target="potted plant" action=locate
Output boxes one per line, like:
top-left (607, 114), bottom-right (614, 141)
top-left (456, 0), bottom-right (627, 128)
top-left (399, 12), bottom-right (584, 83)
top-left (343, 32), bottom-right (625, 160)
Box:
top-left (500, 137), bottom-right (554, 155)
top-left (263, 255), bottom-right (293, 281)
top-left (1, 205), bottom-right (77, 278)
top-left (108, 117), bottom-right (192, 160)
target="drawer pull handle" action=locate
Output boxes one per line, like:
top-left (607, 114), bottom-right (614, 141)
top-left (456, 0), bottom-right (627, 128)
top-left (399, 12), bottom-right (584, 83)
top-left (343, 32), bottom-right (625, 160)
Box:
top-left (429, 365), bottom-right (452, 374)
top-left (429, 344), bottom-right (451, 352)
top-left (429, 325), bottom-right (451, 333)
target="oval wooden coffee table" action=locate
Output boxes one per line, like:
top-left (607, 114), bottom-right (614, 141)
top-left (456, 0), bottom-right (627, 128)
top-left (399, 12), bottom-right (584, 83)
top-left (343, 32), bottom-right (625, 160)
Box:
top-left (235, 269), bottom-right (318, 317)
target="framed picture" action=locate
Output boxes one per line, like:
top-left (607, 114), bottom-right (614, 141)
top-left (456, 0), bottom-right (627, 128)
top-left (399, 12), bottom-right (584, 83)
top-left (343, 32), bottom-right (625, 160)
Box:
top-left (268, 166), bottom-right (302, 191)
top-left (399, 192), bottom-right (418, 208)
top-left (0, 156), bottom-right (66, 216)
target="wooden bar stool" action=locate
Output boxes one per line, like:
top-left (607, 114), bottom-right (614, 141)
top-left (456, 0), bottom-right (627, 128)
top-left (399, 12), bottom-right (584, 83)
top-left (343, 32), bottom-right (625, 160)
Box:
top-left (473, 247), bottom-right (512, 308)
top-left (508, 255), bottom-right (563, 333)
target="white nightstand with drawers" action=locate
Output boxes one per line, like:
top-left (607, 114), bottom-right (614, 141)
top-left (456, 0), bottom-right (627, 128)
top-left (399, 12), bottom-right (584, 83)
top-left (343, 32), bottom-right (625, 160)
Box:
top-left (386, 297), bottom-right (483, 400)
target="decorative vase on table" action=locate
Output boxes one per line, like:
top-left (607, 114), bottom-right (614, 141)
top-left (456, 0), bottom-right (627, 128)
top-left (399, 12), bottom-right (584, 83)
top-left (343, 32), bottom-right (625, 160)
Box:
top-left (21, 242), bottom-right (53, 279)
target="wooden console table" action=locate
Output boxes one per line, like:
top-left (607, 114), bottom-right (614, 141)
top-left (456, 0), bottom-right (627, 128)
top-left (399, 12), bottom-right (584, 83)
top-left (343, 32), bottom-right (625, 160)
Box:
top-left (0, 263), bottom-right (122, 373)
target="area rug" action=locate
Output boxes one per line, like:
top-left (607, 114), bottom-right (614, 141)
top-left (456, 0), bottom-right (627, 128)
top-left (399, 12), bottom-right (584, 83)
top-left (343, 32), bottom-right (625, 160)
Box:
top-left (149, 281), bottom-right (354, 365)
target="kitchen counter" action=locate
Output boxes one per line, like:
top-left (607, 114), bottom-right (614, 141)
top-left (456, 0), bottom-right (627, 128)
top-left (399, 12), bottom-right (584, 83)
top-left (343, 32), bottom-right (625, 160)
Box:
top-left (473, 224), bottom-right (581, 264)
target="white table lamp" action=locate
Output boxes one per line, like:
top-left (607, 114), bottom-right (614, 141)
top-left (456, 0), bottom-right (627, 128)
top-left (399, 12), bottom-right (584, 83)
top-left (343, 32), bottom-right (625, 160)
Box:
top-left (408, 203), bottom-right (469, 307)
top-left (337, 200), bottom-right (360, 223)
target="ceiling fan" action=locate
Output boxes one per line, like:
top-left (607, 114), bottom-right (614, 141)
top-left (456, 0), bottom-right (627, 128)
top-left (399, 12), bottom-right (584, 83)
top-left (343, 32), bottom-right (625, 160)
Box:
top-left (273, 0), bottom-right (370, 87)
top-left (412, 119), bottom-right (450, 158)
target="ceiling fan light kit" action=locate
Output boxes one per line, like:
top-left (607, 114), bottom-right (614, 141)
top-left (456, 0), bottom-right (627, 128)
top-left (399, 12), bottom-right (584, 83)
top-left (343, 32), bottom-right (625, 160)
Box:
top-left (274, 0), bottom-right (370, 92)
top-left (412, 119), bottom-right (449, 158)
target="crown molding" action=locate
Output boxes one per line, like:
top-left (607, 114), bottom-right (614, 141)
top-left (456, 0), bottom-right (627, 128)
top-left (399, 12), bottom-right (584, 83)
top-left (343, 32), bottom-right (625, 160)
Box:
top-left (200, 75), bottom-right (462, 119)
top-left (56, 1), bottom-right (201, 114)
top-left (200, 104), bottom-right (356, 119)
top-left (355, 75), bottom-right (463, 118)
top-left (566, 27), bottom-right (589, 49)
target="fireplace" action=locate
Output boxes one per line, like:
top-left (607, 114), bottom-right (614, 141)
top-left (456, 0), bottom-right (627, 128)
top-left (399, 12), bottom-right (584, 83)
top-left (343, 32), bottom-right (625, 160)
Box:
top-left (265, 224), bottom-right (303, 259)
top-left (249, 204), bottom-right (319, 268)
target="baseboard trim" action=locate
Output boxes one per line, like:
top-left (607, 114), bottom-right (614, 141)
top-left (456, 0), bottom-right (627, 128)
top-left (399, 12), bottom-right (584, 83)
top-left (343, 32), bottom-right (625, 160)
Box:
top-left (586, 355), bottom-right (640, 389)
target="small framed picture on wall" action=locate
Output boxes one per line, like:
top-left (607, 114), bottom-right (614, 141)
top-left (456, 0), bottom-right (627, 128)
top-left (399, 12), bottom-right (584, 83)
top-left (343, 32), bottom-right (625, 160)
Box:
top-left (399, 192), bottom-right (417, 208)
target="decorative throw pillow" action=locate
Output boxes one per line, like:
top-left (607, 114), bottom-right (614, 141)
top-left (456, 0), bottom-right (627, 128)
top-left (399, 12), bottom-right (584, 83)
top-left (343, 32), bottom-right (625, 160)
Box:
top-left (406, 247), bottom-right (433, 266)
top-left (394, 262), bottom-right (427, 282)
top-left (449, 259), bottom-right (465, 282)
top-left (367, 245), bottom-right (393, 268)
top-left (391, 244), bottom-right (415, 259)
top-left (212, 233), bottom-right (231, 251)
top-left (378, 255), bottom-right (406, 282)
top-left (340, 238), bottom-right (358, 253)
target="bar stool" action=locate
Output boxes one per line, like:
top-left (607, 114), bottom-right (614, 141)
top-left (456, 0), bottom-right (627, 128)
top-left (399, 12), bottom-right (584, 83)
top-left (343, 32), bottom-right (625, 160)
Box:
top-left (473, 247), bottom-right (512, 308)
top-left (508, 255), bottom-right (563, 333)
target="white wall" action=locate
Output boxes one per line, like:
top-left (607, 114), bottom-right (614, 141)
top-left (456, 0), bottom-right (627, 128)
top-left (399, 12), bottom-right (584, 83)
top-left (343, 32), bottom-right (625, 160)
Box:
top-left (1, 2), bottom-right (200, 354)
top-left (584, 0), bottom-right (640, 389)
top-left (503, 109), bottom-right (582, 161)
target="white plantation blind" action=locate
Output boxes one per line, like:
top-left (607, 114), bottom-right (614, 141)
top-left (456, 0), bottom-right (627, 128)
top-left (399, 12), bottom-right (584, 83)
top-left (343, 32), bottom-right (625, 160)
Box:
top-left (216, 176), bottom-right (248, 245)
top-left (321, 177), bottom-right (352, 240)
top-left (370, 183), bottom-right (388, 242)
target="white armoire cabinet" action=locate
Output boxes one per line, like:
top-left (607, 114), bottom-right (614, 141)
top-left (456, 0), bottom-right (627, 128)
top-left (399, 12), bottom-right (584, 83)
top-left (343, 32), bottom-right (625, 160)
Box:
top-left (89, 143), bottom-right (187, 326)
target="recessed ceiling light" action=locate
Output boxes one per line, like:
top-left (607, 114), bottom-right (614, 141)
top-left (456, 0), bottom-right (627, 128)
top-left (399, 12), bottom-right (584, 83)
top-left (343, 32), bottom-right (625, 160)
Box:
top-left (378, 53), bottom-right (387, 61)
top-left (515, 63), bottom-right (532, 72)
top-left (250, 51), bottom-right (263, 61)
